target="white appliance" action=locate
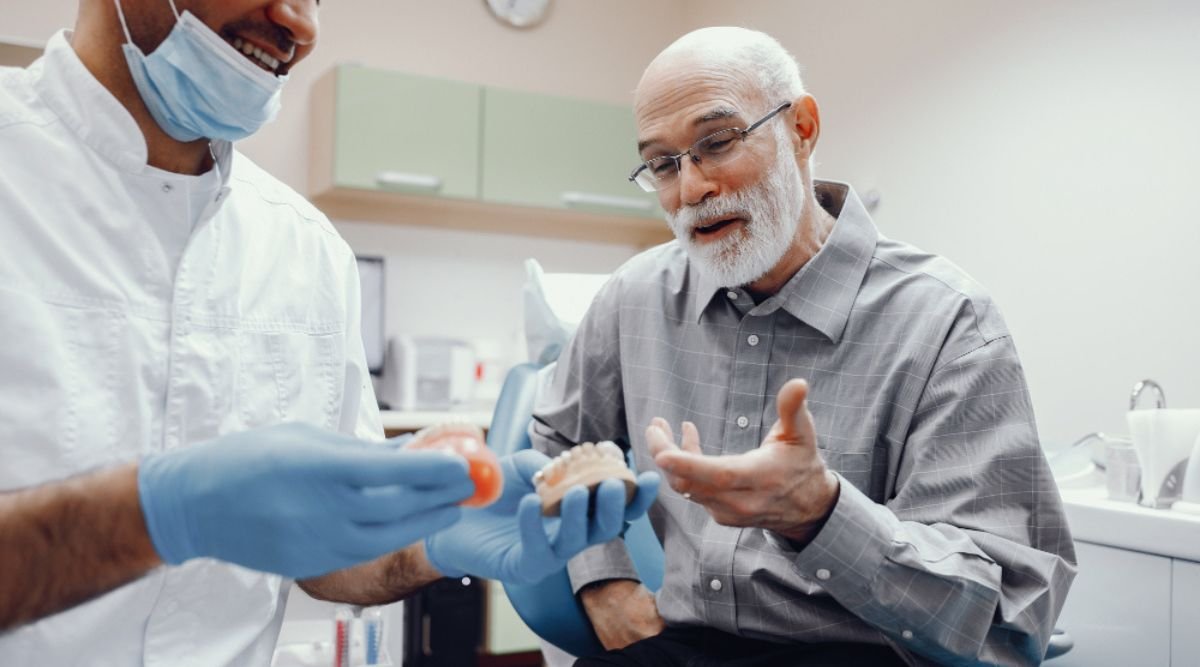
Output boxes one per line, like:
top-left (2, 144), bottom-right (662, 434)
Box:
top-left (1127, 409), bottom-right (1200, 509)
top-left (380, 335), bottom-right (475, 411)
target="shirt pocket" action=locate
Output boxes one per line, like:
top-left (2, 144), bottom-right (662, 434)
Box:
top-left (818, 445), bottom-right (875, 497)
top-left (233, 330), bottom-right (344, 431)
top-left (0, 287), bottom-right (125, 487)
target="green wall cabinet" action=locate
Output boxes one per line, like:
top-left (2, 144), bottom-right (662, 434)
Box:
top-left (310, 65), bottom-right (671, 247)
top-left (313, 66), bottom-right (482, 199)
top-left (480, 87), bottom-right (661, 218)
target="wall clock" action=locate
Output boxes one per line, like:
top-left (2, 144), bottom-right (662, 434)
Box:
top-left (484, 0), bottom-right (552, 29)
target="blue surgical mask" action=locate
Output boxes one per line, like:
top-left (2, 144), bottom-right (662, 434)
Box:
top-left (113, 0), bottom-right (289, 142)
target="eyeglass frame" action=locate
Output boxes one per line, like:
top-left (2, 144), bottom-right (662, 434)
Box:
top-left (627, 101), bottom-right (794, 192)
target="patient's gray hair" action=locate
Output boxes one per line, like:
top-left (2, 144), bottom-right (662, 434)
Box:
top-left (657, 27), bottom-right (806, 104)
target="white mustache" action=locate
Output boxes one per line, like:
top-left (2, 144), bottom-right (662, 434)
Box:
top-left (669, 194), bottom-right (752, 235)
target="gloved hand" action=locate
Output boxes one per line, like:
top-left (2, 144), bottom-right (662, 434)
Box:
top-left (138, 422), bottom-right (474, 579)
top-left (423, 449), bottom-right (660, 585)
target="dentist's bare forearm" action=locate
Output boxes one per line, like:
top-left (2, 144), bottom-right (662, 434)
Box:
top-left (298, 542), bottom-right (444, 605)
top-left (0, 463), bottom-right (162, 630)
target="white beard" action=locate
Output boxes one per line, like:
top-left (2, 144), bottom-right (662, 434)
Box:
top-left (666, 134), bottom-right (804, 288)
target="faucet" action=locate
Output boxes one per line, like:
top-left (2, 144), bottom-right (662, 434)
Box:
top-left (1130, 379), bottom-right (1166, 411)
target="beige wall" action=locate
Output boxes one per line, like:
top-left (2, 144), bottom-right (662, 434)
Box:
top-left (0, 0), bottom-right (689, 357)
top-left (682, 0), bottom-right (1200, 448)
top-left (1, 0), bottom-right (686, 191)
top-left (4, 0), bottom-right (1197, 447)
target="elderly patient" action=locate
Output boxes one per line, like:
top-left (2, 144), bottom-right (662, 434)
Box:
top-left (531, 26), bottom-right (1076, 667)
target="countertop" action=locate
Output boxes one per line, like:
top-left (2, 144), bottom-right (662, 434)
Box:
top-left (1059, 474), bottom-right (1200, 562)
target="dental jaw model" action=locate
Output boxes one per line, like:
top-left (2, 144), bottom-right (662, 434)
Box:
top-left (533, 441), bottom-right (637, 516)
top-left (405, 423), bottom-right (503, 508)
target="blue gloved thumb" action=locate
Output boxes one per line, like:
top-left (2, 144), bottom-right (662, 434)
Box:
top-left (624, 471), bottom-right (661, 521)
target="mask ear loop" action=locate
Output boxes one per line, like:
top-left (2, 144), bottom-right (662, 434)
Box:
top-left (112, 0), bottom-right (135, 45)
top-left (113, 0), bottom-right (182, 46)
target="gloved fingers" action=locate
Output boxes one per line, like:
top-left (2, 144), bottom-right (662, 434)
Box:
top-left (588, 479), bottom-right (626, 544)
top-left (337, 505), bottom-right (464, 558)
top-left (550, 485), bottom-right (590, 560)
top-left (327, 449), bottom-right (470, 488)
top-left (624, 471), bottom-right (662, 521)
top-left (515, 493), bottom-right (556, 573)
top-left (339, 479), bottom-right (476, 522)
top-left (508, 450), bottom-right (551, 489)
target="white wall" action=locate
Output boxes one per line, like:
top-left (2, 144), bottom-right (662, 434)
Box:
top-left (682, 0), bottom-right (1200, 448)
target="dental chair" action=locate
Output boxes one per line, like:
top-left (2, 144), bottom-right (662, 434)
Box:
top-left (488, 361), bottom-right (1074, 662)
top-left (487, 362), bottom-right (660, 658)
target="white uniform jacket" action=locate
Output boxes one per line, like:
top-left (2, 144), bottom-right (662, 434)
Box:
top-left (0, 31), bottom-right (382, 666)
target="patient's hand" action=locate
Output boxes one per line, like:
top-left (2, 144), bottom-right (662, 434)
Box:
top-left (579, 578), bottom-right (665, 651)
top-left (646, 379), bottom-right (840, 546)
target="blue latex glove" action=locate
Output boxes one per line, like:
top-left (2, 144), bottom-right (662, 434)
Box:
top-left (423, 449), bottom-right (660, 584)
top-left (138, 422), bottom-right (474, 579)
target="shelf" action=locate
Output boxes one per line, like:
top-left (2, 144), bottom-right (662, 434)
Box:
top-left (311, 187), bottom-right (672, 247)
top-left (380, 408), bottom-right (494, 433)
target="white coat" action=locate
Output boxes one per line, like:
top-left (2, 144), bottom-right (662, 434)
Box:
top-left (0, 30), bottom-right (382, 666)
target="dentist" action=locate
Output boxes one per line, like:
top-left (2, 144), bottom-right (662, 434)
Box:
top-left (0, 1), bottom-right (658, 664)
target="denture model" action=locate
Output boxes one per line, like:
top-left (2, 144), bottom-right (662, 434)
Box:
top-left (405, 423), bottom-right (503, 508)
top-left (533, 441), bottom-right (637, 516)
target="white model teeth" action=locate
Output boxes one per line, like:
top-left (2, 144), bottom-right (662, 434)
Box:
top-left (231, 37), bottom-right (280, 72)
top-left (536, 441), bottom-right (626, 488)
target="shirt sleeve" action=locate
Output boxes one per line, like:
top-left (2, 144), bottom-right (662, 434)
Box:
top-left (529, 276), bottom-right (641, 593)
top-left (783, 336), bottom-right (1077, 666)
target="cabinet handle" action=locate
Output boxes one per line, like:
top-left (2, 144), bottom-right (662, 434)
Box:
top-left (375, 171), bottom-right (443, 192)
top-left (561, 191), bottom-right (653, 212)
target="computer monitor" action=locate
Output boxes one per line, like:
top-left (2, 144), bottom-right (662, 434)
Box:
top-left (356, 255), bottom-right (386, 376)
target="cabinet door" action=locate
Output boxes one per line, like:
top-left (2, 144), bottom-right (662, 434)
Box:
top-left (333, 66), bottom-right (481, 199)
top-left (484, 580), bottom-right (541, 655)
top-left (480, 88), bottom-right (662, 218)
top-left (1172, 559), bottom-right (1200, 665)
top-left (1051, 541), bottom-right (1171, 666)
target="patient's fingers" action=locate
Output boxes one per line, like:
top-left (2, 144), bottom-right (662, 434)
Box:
top-left (680, 421), bottom-right (702, 454)
top-left (650, 417), bottom-right (674, 444)
top-left (645, 424), bottom-right (678, 458)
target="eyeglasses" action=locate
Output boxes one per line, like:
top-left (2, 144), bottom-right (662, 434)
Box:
top-left (628, 102), bottom-right (792, 193)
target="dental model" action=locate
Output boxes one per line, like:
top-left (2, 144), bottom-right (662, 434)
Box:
top-left (404, 423), bottom-right (503, 508)
top-left (533, 441), bottom-right (637, 516)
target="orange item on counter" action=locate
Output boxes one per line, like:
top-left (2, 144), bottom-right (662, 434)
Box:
top-left (405, 424), bottom-right (503, 508)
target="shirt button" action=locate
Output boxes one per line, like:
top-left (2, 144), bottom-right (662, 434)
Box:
top-left (747, 334), bottom-right (760, 346)
top-left (726, 290), bottom-right (738, 300)
top-left (736, 416), bottom-right (749, 428)
top-left (161, 183), bottom-right (173, 193)
top-left (902, 630), bottom-right (914, 640)
top-left (709, 579), bottom-right (723, 591)
top-left (816, 568), bottom-right (831, 581)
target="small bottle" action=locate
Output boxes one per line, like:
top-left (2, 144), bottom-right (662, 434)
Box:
top-left (333, 605), bottom-right (354, 667)
top-left (362, 606), bottom-right (385, 665)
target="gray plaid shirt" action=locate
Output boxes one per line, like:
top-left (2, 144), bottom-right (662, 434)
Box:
top-left (531, 181), bottom-right (1076, 666)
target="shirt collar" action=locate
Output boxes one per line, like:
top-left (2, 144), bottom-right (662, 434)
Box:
top-left (691, 180), bottom-right (879, 343)
top-left (32, 30), bottom-right (233, 184)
